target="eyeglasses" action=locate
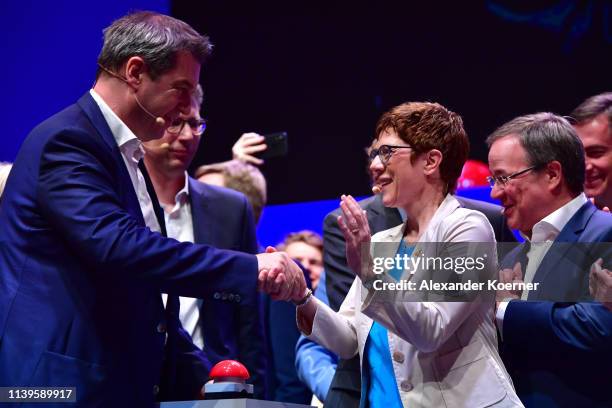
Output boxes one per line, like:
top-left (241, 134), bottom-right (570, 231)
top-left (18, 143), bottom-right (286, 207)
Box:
top-left (368, 144), bottom-right (413, 165)
top-left (167, 118), bottom-right (207, 136)
top-left (486, 165), bottom-right (540, 188)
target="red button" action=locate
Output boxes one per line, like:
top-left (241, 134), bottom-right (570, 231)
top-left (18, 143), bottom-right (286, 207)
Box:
top-left (209, 360), bottom-right (250, 381)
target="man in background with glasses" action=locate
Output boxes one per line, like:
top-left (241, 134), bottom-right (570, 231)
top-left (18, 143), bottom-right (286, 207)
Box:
top-left (143, 84), bottom-right (266, 398)
top-left (487, 112), bottom-right (612, 407)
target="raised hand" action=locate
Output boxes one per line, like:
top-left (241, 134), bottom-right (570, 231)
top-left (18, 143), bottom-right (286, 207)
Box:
top-left (232, 132), bottom-right (267, 165)
top-left (337, 194), bottom-right (372, 281)
top-left (590, 258), bottom-right (612, 311)
top-left (496, 262), bottom-right (523, 302)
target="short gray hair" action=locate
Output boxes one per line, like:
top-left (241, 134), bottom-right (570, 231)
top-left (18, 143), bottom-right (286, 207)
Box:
top-left (97, 11), bottom-right (212, 79)
top-left (486, 112), bottom-right (585, 195)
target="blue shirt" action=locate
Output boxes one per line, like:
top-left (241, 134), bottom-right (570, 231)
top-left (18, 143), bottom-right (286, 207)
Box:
top-left (295, 271), bottom-right (339, 401)
top-left (361, 241), bottom-right (413, 407)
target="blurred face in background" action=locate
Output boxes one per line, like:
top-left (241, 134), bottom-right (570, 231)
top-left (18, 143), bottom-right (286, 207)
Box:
top-left (574, 115), bottom-right (612, 207)
top-left (285, 241), bottom-right (323, 290)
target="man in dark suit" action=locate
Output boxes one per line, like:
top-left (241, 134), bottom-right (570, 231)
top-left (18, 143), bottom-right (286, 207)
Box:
top-left (0, 12), bottom-right (304, 406)
top-left (488, 112), bottom-right (612, 407)
top-left (324, 192), bottom-right (516, 406)
top-left (143, 84), bottom-right (266, 398)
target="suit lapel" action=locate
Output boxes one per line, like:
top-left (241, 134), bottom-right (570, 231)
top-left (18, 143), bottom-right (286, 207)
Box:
top-left (138, 160), bottom-right (167, 237)
top-left (188, 178), bottom-right (213, 245)
top-left (76, 92), bottom-right (145, 226)
top-left (530, 202), bottom-right (595, 297)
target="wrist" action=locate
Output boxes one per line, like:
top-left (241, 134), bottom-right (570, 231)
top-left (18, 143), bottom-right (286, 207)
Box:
top-left (292, 288), bottom-right (313, 307)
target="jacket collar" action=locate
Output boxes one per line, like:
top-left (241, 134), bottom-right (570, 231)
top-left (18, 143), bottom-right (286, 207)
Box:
top-left (555, 200), bottom-right (597, 242)
top-left (188, 178), bottom-right (211, 245)
top-left (76, 92), bottom-right (145, 227)
top-left (529, 201), bottom-right (598, 293)
top-left (77, 92), bottom-right (122, 155)
top-left (377, 194), bottom-right (461, 244)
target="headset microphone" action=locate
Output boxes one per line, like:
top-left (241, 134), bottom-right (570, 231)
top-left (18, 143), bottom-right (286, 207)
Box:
top-left (133, 94), bottom-right (166, 127)
top-left (98, 63), bottom-right (166, 127)
top-left (372, 185), bottom-right (382, 194)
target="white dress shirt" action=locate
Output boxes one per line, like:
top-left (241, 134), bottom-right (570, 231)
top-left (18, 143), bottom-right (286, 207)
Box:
top-left (158, 173), bottom-right (204, 349)
top-left (496, 193), bottom-right (588, 335)
top-left (89, 89), bottom-right (161, 233)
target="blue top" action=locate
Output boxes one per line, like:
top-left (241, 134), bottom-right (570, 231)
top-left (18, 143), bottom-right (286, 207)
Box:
top-left (294, 271), bottom-right (339, 401)
top-left (361, 241), bottom-right (413, 407)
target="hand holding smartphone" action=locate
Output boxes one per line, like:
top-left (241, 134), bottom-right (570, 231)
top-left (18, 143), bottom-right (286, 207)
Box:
top-left (257, 132), bottom-right (288, 160)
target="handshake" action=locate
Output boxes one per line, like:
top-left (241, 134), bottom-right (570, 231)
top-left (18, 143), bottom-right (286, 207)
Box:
top-left (256, 246), bottom-right (308, 302)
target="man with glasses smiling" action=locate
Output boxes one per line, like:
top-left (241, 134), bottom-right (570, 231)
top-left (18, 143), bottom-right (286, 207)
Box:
top-left (487, 112), bottom-right (612, 407)
top-left (143, 84), bottom-right (266, 399)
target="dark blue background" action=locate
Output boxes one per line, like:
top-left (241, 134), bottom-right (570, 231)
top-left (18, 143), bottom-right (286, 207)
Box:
top-left (0, 0), bottom-right (168, 162)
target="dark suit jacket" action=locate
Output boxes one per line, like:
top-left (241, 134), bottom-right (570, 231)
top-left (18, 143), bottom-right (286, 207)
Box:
top-left (500, 201), bottom-right (612, 407)
top-left (263, 266), bottom-right (313, 404)
top-left (187, 178), bottom-right (266, 399)
top-left (324, 194), bottom-right (515, 407)
top-left (0, 93), bottom-right (258, 406)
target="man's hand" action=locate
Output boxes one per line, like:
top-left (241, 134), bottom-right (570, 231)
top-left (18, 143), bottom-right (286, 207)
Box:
top-left (232, 133), bottom-right (267, 165)
top-left (590, 258), bottom-right (612, 311)
top-left (496, 262), bottom-right (522, 305)
top-left (256, 246), bottom-right (306, 301)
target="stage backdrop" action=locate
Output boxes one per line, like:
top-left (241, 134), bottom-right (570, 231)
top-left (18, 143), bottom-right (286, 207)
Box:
top-left (0, 0), bottom-right (169, 162)
top-left (173, 1), bottom-right (611, 204)
top-left (1, 2), bottom-right (608, 243)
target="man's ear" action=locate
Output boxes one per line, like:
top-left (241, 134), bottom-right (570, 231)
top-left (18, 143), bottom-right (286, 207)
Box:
top-left (123, 56), bottom-right (147, 88)
top-left (545, 160), bottom-right (563, 191)
top-left (423, 149), bottom-right (443, 176)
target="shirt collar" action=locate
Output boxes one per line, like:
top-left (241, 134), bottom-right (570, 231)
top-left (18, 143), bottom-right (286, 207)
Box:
top-left (522, 193), bottom-right (588, 243)
top-left (89, 89), bottom-right (144, 162)
top-left (175, 172), bottom-right (190, 203)
top-left (165, 172), bottom-right (191, 214)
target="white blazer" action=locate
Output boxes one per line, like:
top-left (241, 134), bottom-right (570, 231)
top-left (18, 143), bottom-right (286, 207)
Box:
top-left (304, 195), bottom-right (523, 408)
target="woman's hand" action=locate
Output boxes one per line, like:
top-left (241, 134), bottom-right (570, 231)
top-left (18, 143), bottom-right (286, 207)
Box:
top-left (338, 194), bottom-right (373, 281)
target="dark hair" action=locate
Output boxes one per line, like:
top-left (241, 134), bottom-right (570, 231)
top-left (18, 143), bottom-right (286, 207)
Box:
top-left (486, 112), bottom-right (585, 195)
top-left (97, 11), bottom-right (212, 79)
top-left (375, 102), bottom-right (469, 194)
top-left (570, 92), bottom-right (612, 128)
